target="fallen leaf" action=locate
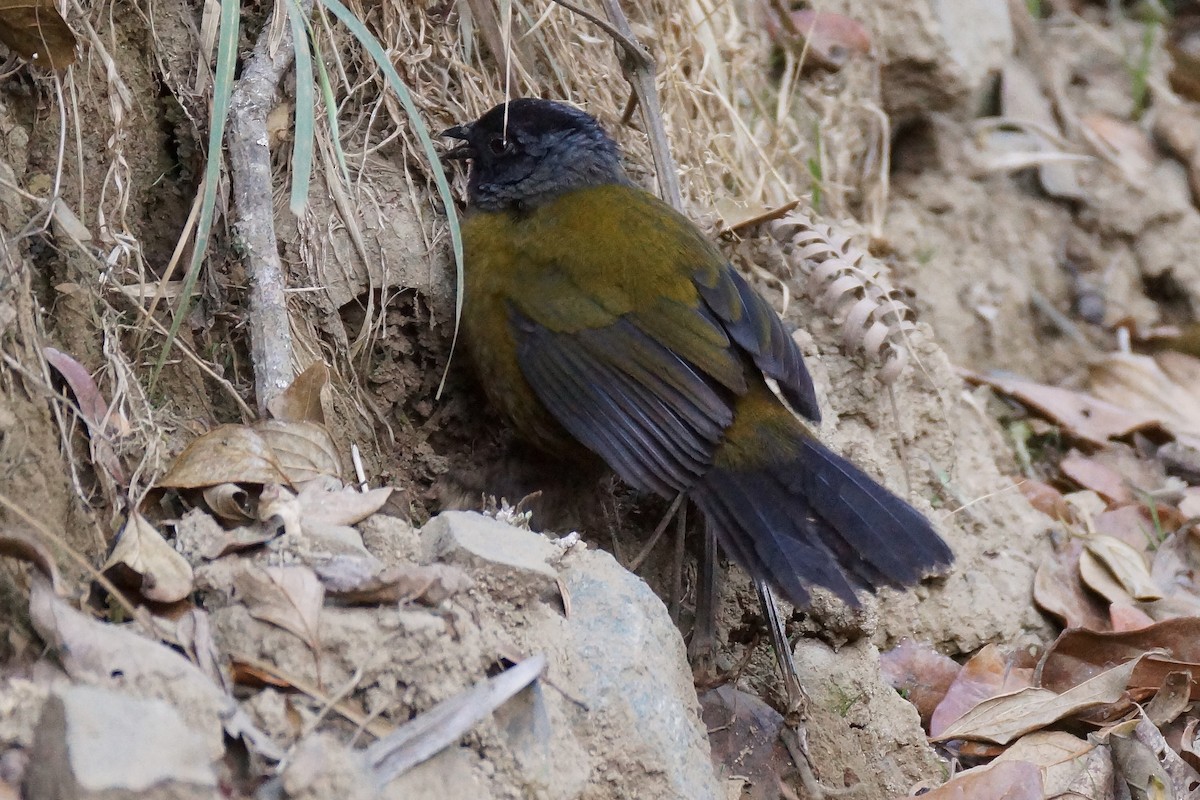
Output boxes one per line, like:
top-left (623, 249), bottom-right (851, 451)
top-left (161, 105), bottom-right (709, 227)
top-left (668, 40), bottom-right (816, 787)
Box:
top-left (1149, 529), bottom-right (1200, 616)
top-left (1110, 603), bottom-right (1156, 632)
top-left (1109, 720), bottom-right (1172, 800)
top-left (765, 10), bottom-right (870, 71)
top-left (43, 346), bottom-right (128, 482)
top-left (1084, 535), bottom-right (1162, 602)
top-left (1145, 671), bottom-right (1192, 727)
top-left (255, 421), bottom-right (341, 483)
top-left (102, 512), bottom-right (194, 604)
top-left (933, 657), bottom-right (1143, 745)
top-left (930, 644), bottom-right (1035, 739)
top-left (201, 483), bottom-right (255, 524)
top-left (1018, 478), bottom-right (1074, 522)
top-left (267, 363), bottom-right (329, 425)
top-left (1180, 719), bottom-right (1200, 774)
top-left (0, 526), bottom-right (60, 588)
top-left (159, 425), bottom-right (291, 489)
top-left (880, 640), bottom-right (961, 727)
top-left (993, 731), bottom-right (1094, 797)
top-left (200, 523), bottom-right (281, 560)
top-left (0, 0), bottom-right (77, 69)
top-left (293, 478), bottom-right (392, 528)
top-left (1040, 620), bottom-right (1200, 701)
top-left (1060, 452), bottom-right (1133, 506)
top-left (159, 420), bottom-right (342, 491)
top-left (1034, 539), bottom-right (1110, 631)
top-left (176, 608), bottom-right (229, 695)
top-left (916, 759), bottom-right (1043, 799)
top-left (28, 575), bottom-right (283, 760)
top-left (42, 347), bottom-right (128, 436)
top-left (317, 559), bottom-right (473, 606)
top-left (1088, 351), bottom-right (1200, 441)
top-left (1129, 715), bottom-right (1200, 797)
top-left (234, 563), bottom-right (324, 652)
top-left (961, 369), bottom-right (1161, 445)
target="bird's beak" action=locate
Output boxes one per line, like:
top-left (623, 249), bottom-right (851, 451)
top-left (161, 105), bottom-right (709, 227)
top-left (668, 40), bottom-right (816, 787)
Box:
top-left (441, 124), bottom-right (473, 161)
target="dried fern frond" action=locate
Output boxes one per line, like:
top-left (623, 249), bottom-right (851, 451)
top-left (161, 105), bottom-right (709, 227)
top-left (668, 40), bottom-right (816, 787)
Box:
top-left (769, 212), bottom-right (917, 384)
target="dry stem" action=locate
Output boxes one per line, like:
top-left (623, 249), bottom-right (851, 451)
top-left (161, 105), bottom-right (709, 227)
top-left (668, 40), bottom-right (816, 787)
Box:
top-left (228, 3), bottom-right (308, 414)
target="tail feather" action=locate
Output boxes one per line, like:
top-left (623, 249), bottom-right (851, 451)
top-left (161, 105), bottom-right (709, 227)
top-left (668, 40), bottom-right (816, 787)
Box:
top-left (689, 435), bottom-right (952, 607)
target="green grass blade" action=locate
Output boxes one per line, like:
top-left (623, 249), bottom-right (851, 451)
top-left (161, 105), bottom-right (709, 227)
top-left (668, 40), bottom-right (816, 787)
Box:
top-left (316, 0), bottom-right (464, 398)
top-left (287, 0), bottom-right (316, 215)
top-left (151, 0), bottom-right (240, 389)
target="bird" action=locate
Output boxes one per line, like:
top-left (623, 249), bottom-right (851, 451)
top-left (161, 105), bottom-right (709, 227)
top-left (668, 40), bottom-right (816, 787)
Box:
top-left (442, 97), bottom-right (953, 607)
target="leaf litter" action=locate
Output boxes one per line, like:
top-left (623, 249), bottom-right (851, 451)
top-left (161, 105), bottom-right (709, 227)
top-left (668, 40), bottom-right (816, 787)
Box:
top-left (891, 342), bottom-right (1200, 796)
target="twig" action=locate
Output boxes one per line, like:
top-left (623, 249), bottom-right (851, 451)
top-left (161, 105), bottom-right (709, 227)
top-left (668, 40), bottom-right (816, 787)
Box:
top-left (227, 3), bottom-right (309, 414)
top-left (628, 492), bottom-right (684, 571)
top-left (549, 0), bottom-right (683, 210)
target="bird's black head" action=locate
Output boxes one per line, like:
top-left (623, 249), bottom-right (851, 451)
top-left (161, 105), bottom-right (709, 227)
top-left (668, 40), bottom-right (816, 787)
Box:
top-left (442, 98), bottom-right (626, 212)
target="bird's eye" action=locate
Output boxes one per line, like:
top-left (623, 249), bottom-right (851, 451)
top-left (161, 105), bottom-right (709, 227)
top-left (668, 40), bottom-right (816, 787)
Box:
top-left (487, 136), bottom-right (511, 155)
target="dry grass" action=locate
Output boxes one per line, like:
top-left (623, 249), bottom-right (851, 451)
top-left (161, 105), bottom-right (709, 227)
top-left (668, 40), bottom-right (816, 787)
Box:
top-left (1, 0), bottom-right (914, 511)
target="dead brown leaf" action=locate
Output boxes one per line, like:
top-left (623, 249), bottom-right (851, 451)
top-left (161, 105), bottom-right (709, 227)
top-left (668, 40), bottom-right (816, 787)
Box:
top-left (1040, 620), bottom-right (1200, 701)
top-left (1083, 535), bottom-right (1162, 603)
top-left (930, 644), bottom-right (1035, 739)
top-left (234, 563), bottom-right (324, 652)
top-left (317, 558), bottom-right (473, 606)
top-left (266, 362), bottom-right (329, 425)
top-left (0, 526), bottom-right (60, 588)
top-left (0, 0), bottom-right (77, 69)
top-left (201, 483), bottom-right (255, 524)
top-left (200, 524), bottom-right (281, 560)
top-left (1034, 539), bottom-right (1110, 631)
top-left (1107, 716), bottom-right (1200, 798)
top-left (27, 575), bottom-right (283, 760)
top-left (159, 420), bottom-right (342, 491)
top-left (1109, 603), bottom-right (1156, 632)
top-left (765, 10), bottom-right (870, 71)
top-left (1145, 671), bottom-right (1192, 727)
top-left (1149, 529), bottom-right (1200, 618)
top-left (1018, 478), bottom-right (1074, 522)
top-left (255, 421), bottom-right (341, 483)
top-left (993, 731), bottom-right (1094, 798)
top-left (915, 759), bottom-right (1043, 799)
top-left (879, 640), bottom-right (961, 728)
top-left (43, 346), bottom-right (128, 482)
top-left (101, 512), bottom-right (194, 604)
top-left (1060, 451), bottom-right (1133, 506)
top-left (961, 369), bottom-right (1161, 445)
top-left (933, 656), bottom-right (1143, 745)
top-left (1088, 351), bottom-right (1200, 441)
top-left (159, 425), bottom-right (291, 489)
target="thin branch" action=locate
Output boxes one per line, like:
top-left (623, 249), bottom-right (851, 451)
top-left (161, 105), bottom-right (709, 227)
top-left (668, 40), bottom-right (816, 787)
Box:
top-left (549, 0), bottom-right (683, 211)
top-left (227, 2), bottom-right (312, 413)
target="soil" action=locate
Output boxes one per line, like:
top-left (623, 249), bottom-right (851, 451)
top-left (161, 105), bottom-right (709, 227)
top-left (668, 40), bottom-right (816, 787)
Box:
top-left (1, 0), bottom-right (1196, 797)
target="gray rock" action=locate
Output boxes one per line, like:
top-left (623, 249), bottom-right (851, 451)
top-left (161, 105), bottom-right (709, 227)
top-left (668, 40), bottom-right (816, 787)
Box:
top-left (416, 511), bottom-right (721, 799)
top-left (421, 510), bottom-right (560, 603)
top-left (557, 545), bottom-right (721, 800)
top-left (279, 733), bottom-right (377, 800)
top-left (24, 685), bottom-right (218, 800)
